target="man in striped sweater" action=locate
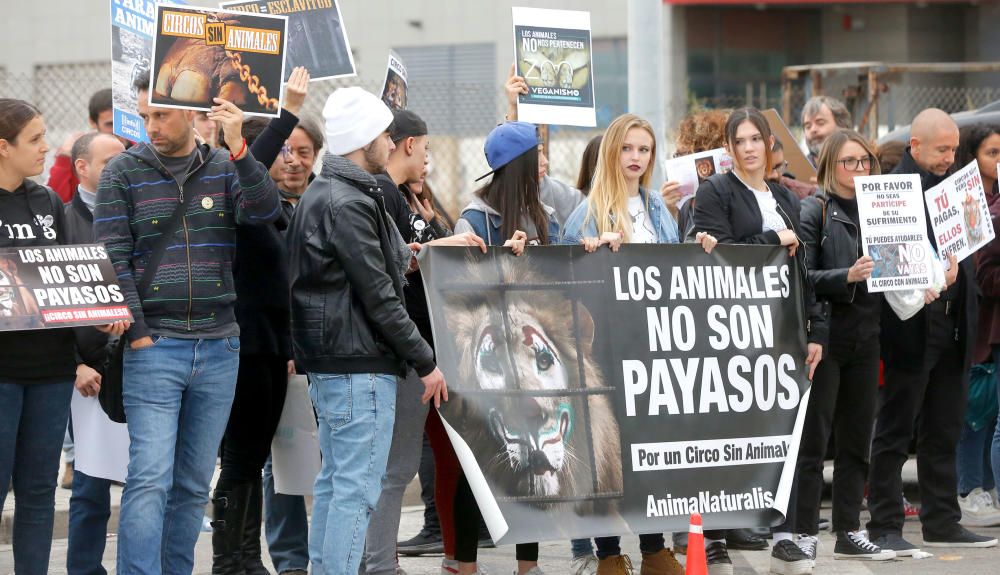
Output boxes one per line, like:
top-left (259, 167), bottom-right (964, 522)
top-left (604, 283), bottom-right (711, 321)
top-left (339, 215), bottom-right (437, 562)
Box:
top-left (94, 71), bottom-right (280, 574)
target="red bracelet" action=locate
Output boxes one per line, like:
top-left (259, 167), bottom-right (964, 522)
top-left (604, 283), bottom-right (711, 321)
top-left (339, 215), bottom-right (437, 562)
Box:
top-left (229, 138), bottom-right (247, 161)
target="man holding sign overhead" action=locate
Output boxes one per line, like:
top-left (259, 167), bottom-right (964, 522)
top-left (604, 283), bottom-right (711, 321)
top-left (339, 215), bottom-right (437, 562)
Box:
top-left (867, 109), bottom-right (997, 554)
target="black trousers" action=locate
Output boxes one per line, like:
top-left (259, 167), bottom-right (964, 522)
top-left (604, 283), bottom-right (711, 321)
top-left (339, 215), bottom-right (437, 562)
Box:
top-left (867, 308), bottom-right (967, 538)
top-left (219, 353), bottom-right (289, 483)
top-left (793, 334), bottom-right (880, 534)
top-left (454, 474), bottom-right (538, 563)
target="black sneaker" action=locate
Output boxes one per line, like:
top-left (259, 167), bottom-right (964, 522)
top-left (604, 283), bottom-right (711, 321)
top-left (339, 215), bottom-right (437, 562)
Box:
top-left (705, 541), bottom-right (733, 575)
top-left (833, 531), bottom-right (895, 560)
top-left (923, 525), bottom-right (999, 548)
top-left (769, 539), bottom-right (812, 575)
top-left (871, 533), bottom-right (919, 557)
top-left (397, 529), bottom-right (444, 556)
top-left (816, 518), bottom-right (830, 531)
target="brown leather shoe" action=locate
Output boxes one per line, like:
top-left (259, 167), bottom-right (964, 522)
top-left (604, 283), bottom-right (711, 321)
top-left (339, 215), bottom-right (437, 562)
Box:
top-left (596, 554), bottom-right (634, 575)
top-left (640, 549), bottom-right (684, 575)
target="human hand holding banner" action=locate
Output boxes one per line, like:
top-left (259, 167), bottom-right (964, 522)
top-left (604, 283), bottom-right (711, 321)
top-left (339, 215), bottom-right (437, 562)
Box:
top-left (422, 244), bottom-right (810, 544)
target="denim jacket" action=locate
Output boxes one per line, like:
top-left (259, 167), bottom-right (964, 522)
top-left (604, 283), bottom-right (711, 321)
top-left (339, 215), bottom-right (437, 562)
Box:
top-left (454, 196), bottom-right (562, 246)
top-left (560, 187), bottom-right (679, 245)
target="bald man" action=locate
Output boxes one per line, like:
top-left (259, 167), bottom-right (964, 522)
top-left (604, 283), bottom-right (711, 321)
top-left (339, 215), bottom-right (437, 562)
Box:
top-left (867, 109), bottom-right (996, 552)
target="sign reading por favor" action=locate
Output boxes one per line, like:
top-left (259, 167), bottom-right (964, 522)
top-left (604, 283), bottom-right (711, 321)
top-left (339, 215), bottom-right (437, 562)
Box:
top-left (512, 7), bottom-right (596, 127)
top-left (220, 0), bottom-right (356, 82)
top-left (0, 244), bottom-right (132, 331)
top-left (856, 173), bottom-right (933, 292)
top-left (111, 0), bottom-right (183, 142)
top-left (379, 53), bottom-right (408, 111)
top-left (150, 4), bottom-right (288, 117)
top-left (663, 148), bottom-right (733, 199)
top-left (422, 244), bottom-right (810, 544)
top-left (924, 159), bottom-right (995, 264)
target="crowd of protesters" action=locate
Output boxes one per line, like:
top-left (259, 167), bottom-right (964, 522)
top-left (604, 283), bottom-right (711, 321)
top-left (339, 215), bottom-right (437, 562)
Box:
top-left (2, 60), bottom-right (1000, 575)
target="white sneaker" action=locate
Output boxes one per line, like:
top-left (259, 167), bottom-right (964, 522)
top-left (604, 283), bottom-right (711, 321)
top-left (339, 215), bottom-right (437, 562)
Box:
top-left (441, 559), bottom-right (459, 574)
top-left (570, 555), bottom-right (598, 575)
top-left (513, 568), bottom-right (544, 575)
top-left (959, 487), bottom-right (1000, 527)
top-left (795, 534), bottom-right (818, 568)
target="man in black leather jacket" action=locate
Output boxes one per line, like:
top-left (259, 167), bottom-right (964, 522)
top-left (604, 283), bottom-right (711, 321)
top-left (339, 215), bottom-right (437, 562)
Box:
top-left (285, 87), bottom-right (447, 574)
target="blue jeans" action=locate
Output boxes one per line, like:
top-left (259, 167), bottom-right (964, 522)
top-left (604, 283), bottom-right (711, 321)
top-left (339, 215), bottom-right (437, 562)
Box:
top-left (116, 336), bottom-right (240, 574)
top-left (308, 372), bottom-right (397, 575)
top-left (67, 469), bottom-right (113, 575)
top-left (571, 538), bottom-right (595, 558)
top-left (263, 455), bottom-right (310, 573)
top-left (957, 419), bottom-right (996, 495)
top-left (0, 379), bottom-right (74, 575)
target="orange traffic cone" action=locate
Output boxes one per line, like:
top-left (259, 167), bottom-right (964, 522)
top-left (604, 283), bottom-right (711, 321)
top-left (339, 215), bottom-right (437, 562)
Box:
top-left (685, 513), bottom-right (707, 575)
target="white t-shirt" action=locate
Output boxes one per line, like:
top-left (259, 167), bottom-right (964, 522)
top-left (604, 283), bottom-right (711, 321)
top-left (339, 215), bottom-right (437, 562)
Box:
top-left (750, 189), bottom-right (788, 233)
top-left (627, 195), bottom-right (657, 243)
top-left (733, 172), bottom-right (787, 233)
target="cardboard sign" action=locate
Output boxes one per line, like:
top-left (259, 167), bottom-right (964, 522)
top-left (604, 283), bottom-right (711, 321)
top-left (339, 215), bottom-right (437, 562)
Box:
top-left (221, 0), bottom-right (356, 82)
top-left (855, 174), bottom-right (933, 292)
top-left (924, 160), bottom-right (995, 264)
top-left (763, 109), bottom-right (817, 183)
top-left (149, 4), bottom-right (288, 117)
top-left (512, 7), bottom-right (596, 128)
top-left (0, 244), bottom-right (132, 331)
top-left (379, 53), bottom-right (408, 111)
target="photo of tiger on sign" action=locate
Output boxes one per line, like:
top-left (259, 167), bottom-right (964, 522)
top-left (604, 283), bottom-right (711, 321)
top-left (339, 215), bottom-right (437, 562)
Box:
top-left (149, 4), bottom-right (288, 117)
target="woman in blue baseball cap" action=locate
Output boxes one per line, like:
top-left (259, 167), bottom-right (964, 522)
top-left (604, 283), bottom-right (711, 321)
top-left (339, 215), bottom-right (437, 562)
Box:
top-left (453, 121), bottom-right (559, 248)
top-left (447, 120), bottom-right (556, 575)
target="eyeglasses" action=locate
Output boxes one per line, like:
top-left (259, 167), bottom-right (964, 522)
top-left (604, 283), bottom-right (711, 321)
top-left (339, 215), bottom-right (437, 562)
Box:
top-left (836, 156), bottom-right (874, 171)
top-left (771, 161), bottom-right (789, 173)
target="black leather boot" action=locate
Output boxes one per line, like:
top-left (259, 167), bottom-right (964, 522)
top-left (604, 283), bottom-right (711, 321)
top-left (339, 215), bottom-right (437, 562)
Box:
top-left (241, 476), bottom-right (271, 575)
top-left (212, 480), bottom-right (252, 575)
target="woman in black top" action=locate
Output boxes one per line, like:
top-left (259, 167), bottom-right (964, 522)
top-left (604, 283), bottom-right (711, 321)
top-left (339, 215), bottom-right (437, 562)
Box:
top-left (691, 107), bottom-right (826, 575)
top-left (0, 98), bottom-right (113, 574)
top-left (793, 129), bottom-right (895, 563)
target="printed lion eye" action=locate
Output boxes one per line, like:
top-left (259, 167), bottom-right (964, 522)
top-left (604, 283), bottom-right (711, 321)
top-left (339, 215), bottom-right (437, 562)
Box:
top-left (533, 340), bottom-right (556, 372)
top-left (477, 333), bottom-right (503, 376)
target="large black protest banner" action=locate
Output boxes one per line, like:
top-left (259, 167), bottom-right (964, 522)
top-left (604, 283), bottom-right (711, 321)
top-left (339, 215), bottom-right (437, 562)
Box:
top-left (0, 244), bottom-right (131, 331)
top-left (221, 0), bottom-right (356, 81)
top-left (149, 4), bottom-right (288, 117)
top-left (422, 244), bottom-right (810, 544)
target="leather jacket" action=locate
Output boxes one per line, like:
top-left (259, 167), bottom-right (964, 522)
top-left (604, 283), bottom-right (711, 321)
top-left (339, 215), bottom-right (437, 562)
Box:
top-left (286, 154), bottom-right (435, 378)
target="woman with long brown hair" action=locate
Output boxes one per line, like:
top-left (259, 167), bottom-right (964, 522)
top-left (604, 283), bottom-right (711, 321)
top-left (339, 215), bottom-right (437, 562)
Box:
top-left (692, 107), bottom-right (826, 575)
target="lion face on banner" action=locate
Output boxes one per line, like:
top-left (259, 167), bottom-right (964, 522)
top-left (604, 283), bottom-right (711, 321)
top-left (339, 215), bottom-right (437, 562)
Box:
top-left (446, 259), bottom-right (622, 511)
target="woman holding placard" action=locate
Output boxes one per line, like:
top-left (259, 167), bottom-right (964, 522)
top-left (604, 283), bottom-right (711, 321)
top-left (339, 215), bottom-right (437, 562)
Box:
top-left (793, 129), bottom-right (900, 567)
top-left (690, 107), bottom-right (826, 575)
top-left (0, 99), bottom-right (126, 574)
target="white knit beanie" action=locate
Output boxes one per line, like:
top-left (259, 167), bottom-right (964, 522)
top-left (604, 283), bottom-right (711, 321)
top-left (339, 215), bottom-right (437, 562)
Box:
top-left (322, 87), bottom-right (394, 156)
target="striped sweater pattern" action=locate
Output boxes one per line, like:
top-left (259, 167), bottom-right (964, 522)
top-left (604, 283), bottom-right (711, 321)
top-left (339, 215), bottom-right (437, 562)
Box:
top-left (94, 141), bottom-right (280, 342)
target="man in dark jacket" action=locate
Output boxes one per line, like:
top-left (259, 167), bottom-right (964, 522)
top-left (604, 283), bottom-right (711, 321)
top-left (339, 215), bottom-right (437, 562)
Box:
top-left (867, 108), bottom-right (997, 552)
top-left (94, 72), bottom-right (281, 574)
top-left (63, 131), bottom-right (126, 575)
top-left (286, 87), bottom-right (447, 574)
